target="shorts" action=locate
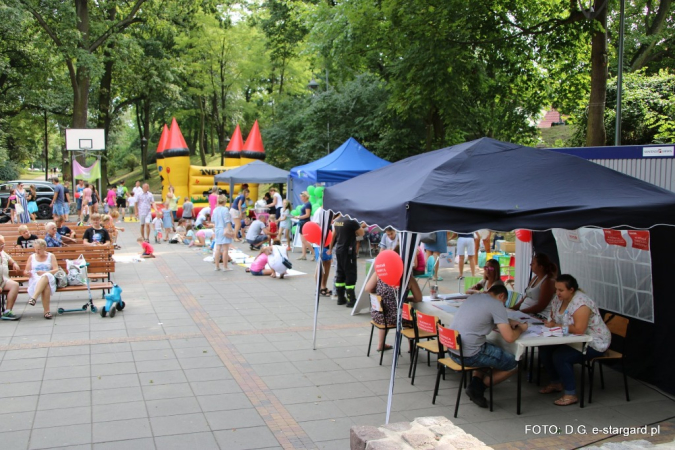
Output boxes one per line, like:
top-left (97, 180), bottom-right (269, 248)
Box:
top-left (230, 208), bottom-right (241, 219)
top-left (298, 220), bottom-right (309, 233)
top-left (247, 235), bottom-right (267, 247)
top-left (313, 246), bottom-right (332, 262)
top-left (456, 236), bottom-right (475, 256)
top-left (182, 215), bottom-right (192, 221)
top-left (52, 202), bottom-right (68, 216)
top-left (140, 212), bottom-right (153, 224)
top-left (76, 198), bottom-right (82, 211)
top-left (117, 198), bottom-right (127, 208)
top-left (450, 342), bottom-right (517, 372)
top-left (250, 270), bottom-right (264, 276)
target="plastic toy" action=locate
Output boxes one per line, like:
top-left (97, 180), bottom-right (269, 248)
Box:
top-left (100, 284), bottom-right (125, 318)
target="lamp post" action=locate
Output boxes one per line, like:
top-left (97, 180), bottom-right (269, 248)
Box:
top-left (308, 69), bottom-right (330, 154)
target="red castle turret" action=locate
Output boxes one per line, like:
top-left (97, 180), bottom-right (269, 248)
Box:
top-left (224, 124), bottom-right (244, 168)
top-left (241, 120), bottom-right (266, 161)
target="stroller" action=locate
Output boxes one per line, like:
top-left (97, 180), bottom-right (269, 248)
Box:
top-left (364, 226), bottom-right (383, 257)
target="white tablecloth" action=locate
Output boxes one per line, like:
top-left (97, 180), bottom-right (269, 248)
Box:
top-left (415, 300), bottom-right (592, 360)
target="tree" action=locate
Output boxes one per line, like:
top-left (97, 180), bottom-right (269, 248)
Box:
top-left (14, 0), bottom-right (149, 128)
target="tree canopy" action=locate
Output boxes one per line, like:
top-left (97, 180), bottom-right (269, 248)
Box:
top-left (1, 0), bottom-right (673, 182)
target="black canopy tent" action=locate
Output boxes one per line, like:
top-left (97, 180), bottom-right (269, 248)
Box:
top-left (324, 138), bottom-right (675, 232)
top-left (322, 137), bottom-right (675, 421)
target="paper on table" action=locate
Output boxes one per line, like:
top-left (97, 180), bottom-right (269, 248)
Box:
top-left (543, 327), bottom-right (563, 337)
top-left (439, 294), bottom-right (468, 300)
top-left (507, 310), bottom-right (544, 324)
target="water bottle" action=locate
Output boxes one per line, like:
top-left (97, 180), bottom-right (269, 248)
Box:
top-left (562, 310), bottom-right (570, 336)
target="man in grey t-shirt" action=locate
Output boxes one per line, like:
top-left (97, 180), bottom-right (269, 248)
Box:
top-left (449, 285), bottom-right (528, 408)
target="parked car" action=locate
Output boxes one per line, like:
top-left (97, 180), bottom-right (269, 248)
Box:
top-left (0, 180), bottom-right (57, 220)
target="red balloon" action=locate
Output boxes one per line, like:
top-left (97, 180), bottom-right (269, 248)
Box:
top-left (515, 229), bottom-right (532, 243)
top-left (166, 167), bottom-right (171, 174)
top-left (324, 230), bottom-right (333, 247)
top-left (302, 222), bottom-right (321, 245)
top-left (374, 250), bottom-right (403, 287)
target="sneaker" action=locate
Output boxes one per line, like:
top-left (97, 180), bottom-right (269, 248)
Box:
top-left (1, 310), bottom-right (17, 320)
top-left (465, 384), bottom-right (488, 408)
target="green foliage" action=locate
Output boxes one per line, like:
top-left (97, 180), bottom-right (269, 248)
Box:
top-left (569, 70), bottom-right (675, 146)
top-left (123, 154), bottom-right (140, 172)
top-left (0, 161), bottom-right (21, 182)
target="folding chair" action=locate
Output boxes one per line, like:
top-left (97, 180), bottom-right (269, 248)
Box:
top-left (410, 311), bottom-right (440, 385)
top-left (433, 324), bottom-right (493, 417)
top-left (587, 313), bottom-right (630, 403)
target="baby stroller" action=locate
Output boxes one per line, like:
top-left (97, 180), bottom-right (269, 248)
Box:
top-left (364, 226), bottom-right (382, 257)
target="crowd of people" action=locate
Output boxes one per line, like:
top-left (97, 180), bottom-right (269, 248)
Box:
top-left (2, 178), bottom-right (613, 413)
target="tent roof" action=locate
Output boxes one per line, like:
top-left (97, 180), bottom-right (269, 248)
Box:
top-left (323, 137), bottom-right (675, 233)
top-left (290, 137), bottom-right (390, 183)
top-left (213, 160), bottom-right (289, 184)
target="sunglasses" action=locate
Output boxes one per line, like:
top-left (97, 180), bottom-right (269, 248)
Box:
top-left (483, 265), bottom-right (495, 271)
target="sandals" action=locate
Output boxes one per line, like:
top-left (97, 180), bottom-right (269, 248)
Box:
top-left (28, 298), bottom-right (36, 306)
top-left (44, 312), bottom-right (52, 320)
top-left (554, 395), bottom-right (578, 406)
top-left (320, 288), bottom-right (331, 297)
top-left (377, 344), bottom-right (393, 352)
top-left (539, 384), bottom-right (563, 394)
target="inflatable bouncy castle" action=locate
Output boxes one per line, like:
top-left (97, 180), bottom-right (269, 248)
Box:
top-left (156, 119), bottom-right (265, 206)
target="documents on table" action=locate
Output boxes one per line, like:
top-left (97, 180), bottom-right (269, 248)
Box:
top-left (507, 310), bottom-right (544, 325)
top-left (438, 293), bottom-right (469, 300)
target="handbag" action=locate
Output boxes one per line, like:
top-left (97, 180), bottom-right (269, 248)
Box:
top-left (224, 223), bottom-right (235, 239)
top-left (275, 247), bottom-right (292, 270)
top-left (15, 203), bottom-right (24, 215)
top-left (420, 232), bottom-right (437, 244)
top-left (54, 268), bottom-right (68, 288)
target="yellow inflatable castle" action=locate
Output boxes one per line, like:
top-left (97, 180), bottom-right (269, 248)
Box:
top-left (156, 119), bottom-right (265, 206)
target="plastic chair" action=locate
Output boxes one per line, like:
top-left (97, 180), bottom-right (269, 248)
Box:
top-left (414, 255), bottom-right (436, 294)
top-left (432, 324), bottom-right (493, 417)
top-left (463, 276), bottom-right (483, 293)
top-left (586, 313), bottom-right (630, 403)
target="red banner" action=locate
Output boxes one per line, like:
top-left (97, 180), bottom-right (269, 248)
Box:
top-left (603, 229), bottom-right (627, 247)
top-left (628, 230), bottom-right (650, 251)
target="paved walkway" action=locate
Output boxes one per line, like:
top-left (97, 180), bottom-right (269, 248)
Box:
top-left (1, 224), bottom-right (674, 449)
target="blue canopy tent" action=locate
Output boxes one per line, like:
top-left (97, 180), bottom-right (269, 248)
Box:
top-left (289, 137), bottom-right (390, 206)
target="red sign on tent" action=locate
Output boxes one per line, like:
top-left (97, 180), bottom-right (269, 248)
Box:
top-left (627, 230), bottom-right (650, 251)
top-left (603, 229), bottom-right (627, 247)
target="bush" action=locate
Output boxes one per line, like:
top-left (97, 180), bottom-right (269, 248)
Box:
top-left (123, 154), bottom-right (139, 172)
top-left (0, 161), bottom-right (20, 182)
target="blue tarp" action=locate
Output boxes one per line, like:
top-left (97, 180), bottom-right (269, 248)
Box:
top-left (289, 138), bottom-right (389, 206)
top-left (289, 138), bottom-right (389, 184)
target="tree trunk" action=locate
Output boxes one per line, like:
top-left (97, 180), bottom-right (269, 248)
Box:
top-left (72, 0), bottom-right (90, 129)
top-left (198, 97), bottom-right (207, 166)
top-left (142, 100), bottom-right (150, 179)
top-left (586, 0), bottom-right (608, 147)
top-left (97, 18), bottom-right (115, 189)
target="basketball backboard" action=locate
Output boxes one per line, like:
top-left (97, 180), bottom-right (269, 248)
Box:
top-left (65, 129), bottom-right (105, 151)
